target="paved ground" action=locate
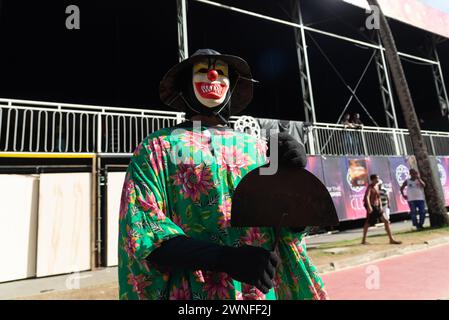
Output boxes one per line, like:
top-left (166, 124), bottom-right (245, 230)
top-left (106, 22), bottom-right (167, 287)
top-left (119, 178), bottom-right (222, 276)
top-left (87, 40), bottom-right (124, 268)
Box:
top-left (307, 219), bottom-right (425, 248)
top-left (0, 267), bottom-right (117, 300)
top-left (321, 243), bottom-right (449, 300)
top-left (0, 219), bottom-right (441, 300)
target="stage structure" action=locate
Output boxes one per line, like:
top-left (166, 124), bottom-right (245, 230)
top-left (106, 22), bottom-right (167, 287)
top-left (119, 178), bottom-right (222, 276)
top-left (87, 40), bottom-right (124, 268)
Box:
top-left (177, 0), bottom-right (449, 139)
top-left (2, 0), bottom-right (449, 279)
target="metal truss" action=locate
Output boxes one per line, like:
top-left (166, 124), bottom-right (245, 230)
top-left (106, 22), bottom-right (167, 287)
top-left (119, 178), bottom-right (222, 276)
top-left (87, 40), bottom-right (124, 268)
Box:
top-left (374, 33), bottom-right (399, 128)
top-left (431, 46), bottom-right (449, 120)
top-left (191, 0), bottom-right (445, 127)
top-left (177, 0), bottom-right (189, 62)
top-left (292, 0), bottom-right (316, 125)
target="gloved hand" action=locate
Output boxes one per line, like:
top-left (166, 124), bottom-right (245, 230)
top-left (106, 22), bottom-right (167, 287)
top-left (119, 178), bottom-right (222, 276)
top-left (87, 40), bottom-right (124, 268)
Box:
top-left (217, 245), bottom-right (280, 294)
top-left (269, 132), bottom-right (307, 168)
top-left (147, 236), bottom-right (280, 293)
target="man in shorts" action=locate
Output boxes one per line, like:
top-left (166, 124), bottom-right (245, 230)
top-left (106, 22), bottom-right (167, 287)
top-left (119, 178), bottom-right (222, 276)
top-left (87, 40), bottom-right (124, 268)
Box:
top-left (361, 174), bottom-right (402, 245)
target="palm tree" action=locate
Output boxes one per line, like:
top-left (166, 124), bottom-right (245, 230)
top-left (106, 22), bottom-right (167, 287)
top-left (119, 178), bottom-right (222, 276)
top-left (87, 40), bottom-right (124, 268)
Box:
top-left (366, 0), bottom-right (448, 227)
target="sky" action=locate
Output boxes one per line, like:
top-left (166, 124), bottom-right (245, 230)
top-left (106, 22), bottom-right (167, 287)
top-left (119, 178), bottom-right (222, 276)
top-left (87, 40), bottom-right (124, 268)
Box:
top-left (417, 0), bottom-right (449, 15)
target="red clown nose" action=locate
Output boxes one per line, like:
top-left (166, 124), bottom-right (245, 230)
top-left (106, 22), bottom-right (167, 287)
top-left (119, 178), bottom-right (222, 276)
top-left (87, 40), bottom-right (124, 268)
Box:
top-left (207, 69), bottom-right (219, 82)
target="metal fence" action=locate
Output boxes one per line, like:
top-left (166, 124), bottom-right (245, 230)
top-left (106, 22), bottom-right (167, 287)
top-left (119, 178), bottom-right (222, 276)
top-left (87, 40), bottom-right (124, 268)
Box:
top-left (0, 98), bottom-right (184, 154)
top-left (311, 122), bottom-right (449, 156)
top-left (1, 98), bottom-right (449, 156)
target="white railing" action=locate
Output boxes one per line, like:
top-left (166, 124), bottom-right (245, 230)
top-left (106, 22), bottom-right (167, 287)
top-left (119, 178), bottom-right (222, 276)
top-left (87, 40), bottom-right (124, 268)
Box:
top-left (1, 98), bottom-right (448, 156)
top-left (311, 122), bottom-right (449, 156)
top-left (0, 98), bottom-right (184, 154)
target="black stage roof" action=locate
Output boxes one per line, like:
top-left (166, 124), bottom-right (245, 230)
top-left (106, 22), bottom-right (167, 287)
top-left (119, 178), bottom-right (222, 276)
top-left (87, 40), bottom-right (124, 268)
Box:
top-left (0, 0), bottom-right (447, 130)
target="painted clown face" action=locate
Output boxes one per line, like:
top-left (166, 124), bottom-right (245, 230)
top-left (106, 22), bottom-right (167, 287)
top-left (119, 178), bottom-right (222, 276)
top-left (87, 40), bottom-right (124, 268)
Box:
top-left (192, 59), bottom-right (230, 108)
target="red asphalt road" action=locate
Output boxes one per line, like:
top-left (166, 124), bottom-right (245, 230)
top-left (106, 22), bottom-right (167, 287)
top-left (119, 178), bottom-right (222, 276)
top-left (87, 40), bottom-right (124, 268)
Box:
top-left (321, 244), bottom-right (449, 300)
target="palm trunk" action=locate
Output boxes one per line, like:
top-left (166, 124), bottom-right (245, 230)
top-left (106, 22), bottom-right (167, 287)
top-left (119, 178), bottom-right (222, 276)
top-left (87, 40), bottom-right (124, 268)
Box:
top-left (367, 0), bottom-right (448, 227)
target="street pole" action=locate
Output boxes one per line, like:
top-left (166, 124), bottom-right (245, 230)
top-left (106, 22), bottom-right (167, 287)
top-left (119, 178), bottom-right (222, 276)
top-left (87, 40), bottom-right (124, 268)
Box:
top-left (366, 0), bottom-right (448, 227)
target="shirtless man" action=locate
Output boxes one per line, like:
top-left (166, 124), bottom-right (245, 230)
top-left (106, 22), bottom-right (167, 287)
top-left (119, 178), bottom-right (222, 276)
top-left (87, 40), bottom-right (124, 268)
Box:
top-left (361, 174), bottom-right (402, 245)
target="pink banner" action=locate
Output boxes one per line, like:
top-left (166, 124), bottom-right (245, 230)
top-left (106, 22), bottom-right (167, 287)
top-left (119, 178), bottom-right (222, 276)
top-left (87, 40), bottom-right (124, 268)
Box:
top-left (342, 157), bottom-right (370, 220)
top-left (308, 155), bottom-right (448, 222)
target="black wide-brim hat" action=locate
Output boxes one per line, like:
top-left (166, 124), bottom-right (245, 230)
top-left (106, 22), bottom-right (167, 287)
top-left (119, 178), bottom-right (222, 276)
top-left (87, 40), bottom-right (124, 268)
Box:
top-left (159, 49), bottom-right (254, 115)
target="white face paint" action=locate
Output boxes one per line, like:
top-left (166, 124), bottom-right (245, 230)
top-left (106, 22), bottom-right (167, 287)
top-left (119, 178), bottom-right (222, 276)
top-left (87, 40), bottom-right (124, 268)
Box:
top-left (192, 59), bottom-right (230, 108)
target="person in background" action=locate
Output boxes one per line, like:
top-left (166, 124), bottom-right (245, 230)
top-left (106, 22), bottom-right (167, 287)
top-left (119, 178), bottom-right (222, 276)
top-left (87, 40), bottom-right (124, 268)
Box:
top-left (400, 168), bottom-right (427, 230)
top-left (362, 174), bottom-right (402, 245)
top-left (350, 113), bottom-right (363, 154)
top-left (378, 180), bottom-right (391, 222)
top-left (340, 113), bottom-right (354, 154)
top-left (341, 113), bottom-right (354, 127)
top-left (351, 113), bottom-right (363, 129)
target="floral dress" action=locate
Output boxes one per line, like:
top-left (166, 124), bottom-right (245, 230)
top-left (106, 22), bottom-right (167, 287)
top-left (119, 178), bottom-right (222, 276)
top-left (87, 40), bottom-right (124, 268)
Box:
top-left (118, 123), bottom-right (328, 300)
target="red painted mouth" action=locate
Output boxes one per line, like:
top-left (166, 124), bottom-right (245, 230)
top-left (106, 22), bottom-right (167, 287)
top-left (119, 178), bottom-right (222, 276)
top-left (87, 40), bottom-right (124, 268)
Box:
top-left (194, 82), bottom-right (228, 100)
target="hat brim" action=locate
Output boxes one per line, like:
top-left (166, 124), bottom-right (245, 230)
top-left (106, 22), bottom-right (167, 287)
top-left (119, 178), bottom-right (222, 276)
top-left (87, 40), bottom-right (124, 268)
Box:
top-left (159, 54), bottom-right (253, 115)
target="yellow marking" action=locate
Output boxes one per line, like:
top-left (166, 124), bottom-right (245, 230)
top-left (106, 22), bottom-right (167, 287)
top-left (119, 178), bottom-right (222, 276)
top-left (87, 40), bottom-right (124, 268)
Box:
top-left (0, 152), bottom-right (95, 159)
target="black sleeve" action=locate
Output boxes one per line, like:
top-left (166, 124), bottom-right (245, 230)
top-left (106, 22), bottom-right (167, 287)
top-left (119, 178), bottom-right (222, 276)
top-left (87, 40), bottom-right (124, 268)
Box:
top-left (147, 236), bottom-right (281, 294)
top-left (146, 236), bottom-right (223, 271)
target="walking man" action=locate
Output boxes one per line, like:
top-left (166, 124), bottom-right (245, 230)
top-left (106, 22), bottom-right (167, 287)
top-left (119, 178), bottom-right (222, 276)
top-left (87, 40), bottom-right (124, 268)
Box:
top-left (362, 174), bottom-right (402, 245)
top-left (400, 168), bottom-right (427, 230)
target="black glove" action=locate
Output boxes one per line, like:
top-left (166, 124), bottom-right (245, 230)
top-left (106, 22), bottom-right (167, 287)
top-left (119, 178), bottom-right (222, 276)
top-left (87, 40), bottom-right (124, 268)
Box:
top-left (216, 245), bottom-right (280, 294)
top-left (147, 236), bottom-right (280, 294)
top-left (147, 236), bottom-right (222, 271)
top-left (269, 132), bottom-right (307, 168)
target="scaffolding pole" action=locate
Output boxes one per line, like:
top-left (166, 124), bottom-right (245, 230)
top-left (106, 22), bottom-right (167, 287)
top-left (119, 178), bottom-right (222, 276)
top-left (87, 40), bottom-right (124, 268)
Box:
top-left (432, 45), bottom-right (449, 120)
top-left (293, 0), bottom-right (316, 125)
top-left (177, 0), bottom-right (189, 62)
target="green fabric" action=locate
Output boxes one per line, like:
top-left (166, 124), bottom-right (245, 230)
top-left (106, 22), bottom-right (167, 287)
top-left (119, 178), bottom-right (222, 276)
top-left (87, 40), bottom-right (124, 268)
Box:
top-left (118, 125), bottom-right (328, 300)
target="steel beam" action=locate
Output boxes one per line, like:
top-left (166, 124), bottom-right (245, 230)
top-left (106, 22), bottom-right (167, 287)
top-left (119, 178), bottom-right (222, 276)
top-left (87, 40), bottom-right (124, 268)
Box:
top-left (177, 0), bottom-right (189, 62)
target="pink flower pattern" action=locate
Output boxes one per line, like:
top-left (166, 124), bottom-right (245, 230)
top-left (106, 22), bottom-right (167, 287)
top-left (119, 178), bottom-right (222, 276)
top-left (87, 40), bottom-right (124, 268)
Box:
top-left (255, 138), bottom-right (268, 157)
top-left (119, 176), bottom-right (134, 220)
top-left (124, 227), bottom-right (139, 258)
top-left (241, 284), bottom-right (267, 300)
top-left (136, 189), bottom-right (165, 221)
top-left (169, 279), bottom-right (191, 300)
top-left (217, 196), bottom-right (232, 228)
top-left (146, 136), bottom-right (170, 174)
top-left (180, 131), bottom-right (211, 152)
top-left (172, 213), bottom-right (190, 233)
top-left (203, 272), bottom-right (234, 299)
top-left (171, 160), bottom-right (214, 202)
top-left (242, 227), bottom-right (267, 246)
top-left (127, 274), bottom-right (151, 300)
top-left (216, 146), bottom-right (250, 178)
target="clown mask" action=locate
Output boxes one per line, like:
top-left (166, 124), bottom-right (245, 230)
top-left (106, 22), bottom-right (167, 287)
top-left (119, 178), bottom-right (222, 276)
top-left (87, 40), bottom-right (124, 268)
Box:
top-left (192, 59), bottom-right (230, 108)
